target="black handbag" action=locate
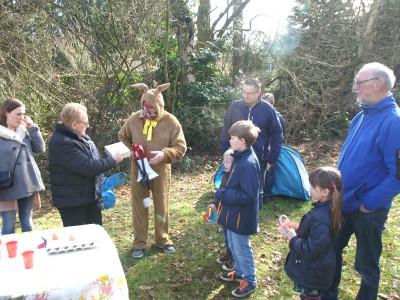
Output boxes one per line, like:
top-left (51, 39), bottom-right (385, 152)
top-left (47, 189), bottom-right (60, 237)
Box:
top-left (0, 145), bottom-right (23, 190)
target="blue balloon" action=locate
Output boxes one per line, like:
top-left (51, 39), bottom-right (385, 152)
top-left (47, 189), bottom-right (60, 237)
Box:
top-left (100, 172), bottom-right (127, 210)
top-left (213, 163), bottom-right (225, 189)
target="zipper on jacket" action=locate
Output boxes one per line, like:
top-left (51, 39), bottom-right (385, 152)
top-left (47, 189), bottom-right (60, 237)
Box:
top-left (216, 201), bottom-right (222, 222)
top-left (247, 107), bottom-right (252, 121)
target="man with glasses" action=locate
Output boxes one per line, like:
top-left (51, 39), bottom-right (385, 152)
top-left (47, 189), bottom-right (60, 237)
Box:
top-left (220, 78), bottom-right (283, 209)
top-left (323, 62), bottom-right (400, 300)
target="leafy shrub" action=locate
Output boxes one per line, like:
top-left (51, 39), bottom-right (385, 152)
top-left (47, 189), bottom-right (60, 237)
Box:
top-left (178, 78), bottom-right (234, 152)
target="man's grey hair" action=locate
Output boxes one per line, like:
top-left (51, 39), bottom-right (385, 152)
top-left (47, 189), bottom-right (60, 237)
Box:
top-left (243, 78), bottom-right (261, 91)
top-left (362, 62), bottom-right (396, 90)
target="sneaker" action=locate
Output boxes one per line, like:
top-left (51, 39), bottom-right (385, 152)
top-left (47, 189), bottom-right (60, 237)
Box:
top-left (132, 249), bottom-right (144, 258)
top-left (232, 281), bottom-right (256, 298)
top-left (162, 245), bottom-right (176, 253)
top-left (220, 271), bottom-right (243, 282)
top-left (222, 259), bottom-right (234, 271)
top-left (216, 252), bottom-right (231, 265)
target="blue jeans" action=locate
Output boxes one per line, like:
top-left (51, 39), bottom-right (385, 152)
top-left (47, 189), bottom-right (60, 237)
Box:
top-left (263, 162), bottom-right (276, 199)
top-left (1, 194), bottom-right (34, 235)
top-left (222, 226), bottom-right (231, 256)
top-left (227, 229), bottom-right (256, 286)
top-left (322, 208), bottom-right (388, 300)
top-left (259, 164), bottom-right (266, 210)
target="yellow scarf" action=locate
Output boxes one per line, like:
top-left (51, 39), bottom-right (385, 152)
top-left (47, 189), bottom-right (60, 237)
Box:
top-left (143, 117), bottom-right (161, 141)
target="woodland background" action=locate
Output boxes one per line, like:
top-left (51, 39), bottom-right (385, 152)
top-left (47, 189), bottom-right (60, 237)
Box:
top-left (1, 0), bottom-right (399, 155)
top-left (1, 1), bottom-right (400, 299)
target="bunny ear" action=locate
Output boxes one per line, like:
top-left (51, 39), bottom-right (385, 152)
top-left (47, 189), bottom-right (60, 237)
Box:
top-left (154, 83), bottom-right (170, 97)
top-left (130, 83), bottom-right (149, 93)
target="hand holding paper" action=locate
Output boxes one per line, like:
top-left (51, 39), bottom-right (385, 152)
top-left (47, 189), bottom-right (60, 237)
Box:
top-left (112, 151), bottom-right (123, 165)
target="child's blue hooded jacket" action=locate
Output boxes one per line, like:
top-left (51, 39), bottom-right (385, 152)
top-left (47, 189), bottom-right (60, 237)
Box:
top-left (338, 95), bottom-right (400, 211)
top-left (215, 147), bottom-right (260, 235)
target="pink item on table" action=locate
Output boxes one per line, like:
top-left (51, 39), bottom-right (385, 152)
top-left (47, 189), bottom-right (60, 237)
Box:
top-left (6, 241), bottom-right (18, 258)
top-left (22, 250), bottom-right (34, 269)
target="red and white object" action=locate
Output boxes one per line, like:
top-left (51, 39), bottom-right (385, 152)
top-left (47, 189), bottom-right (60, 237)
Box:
top-left (132, 144), bottom-right (159, 183)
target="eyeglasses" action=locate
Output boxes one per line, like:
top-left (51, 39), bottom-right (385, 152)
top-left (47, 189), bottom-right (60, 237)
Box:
top-left (353, 78), bottom-right (379, 86)
top-left (78, 121), bottom-right (90, 127)
top-left (243, 90), bottom-right (259, 96)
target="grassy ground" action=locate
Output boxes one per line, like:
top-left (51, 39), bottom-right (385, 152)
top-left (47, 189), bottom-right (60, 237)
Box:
top-left (2, 141), bottom-right (400, 299)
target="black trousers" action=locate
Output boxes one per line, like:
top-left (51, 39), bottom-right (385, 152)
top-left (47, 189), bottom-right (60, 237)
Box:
top-left (57, 201), bottom-right (102, 227)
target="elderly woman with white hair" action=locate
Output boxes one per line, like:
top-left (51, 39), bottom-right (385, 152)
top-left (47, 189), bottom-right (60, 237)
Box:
top-left (48, 103), bottom-right (123, 227)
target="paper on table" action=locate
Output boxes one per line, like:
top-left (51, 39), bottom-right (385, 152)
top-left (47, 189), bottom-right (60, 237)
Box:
top-left (104, 142), bottom-right (130, 159)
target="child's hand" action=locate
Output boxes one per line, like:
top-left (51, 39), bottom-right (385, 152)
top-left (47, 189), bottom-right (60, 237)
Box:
top-left (277, 225), bottom-right (288, 237)
top-left (286, 228), bottom-right (297, 241)
top-left (207, 204), bottom-right (216, 210)
top-left (283, 220), bottom-right (299, 230)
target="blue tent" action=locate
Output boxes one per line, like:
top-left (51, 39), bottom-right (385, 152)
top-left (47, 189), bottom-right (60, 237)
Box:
top-left (272, 145), bottom-right (311, 201)
top-left (214, 145), bottom-right (311, 201)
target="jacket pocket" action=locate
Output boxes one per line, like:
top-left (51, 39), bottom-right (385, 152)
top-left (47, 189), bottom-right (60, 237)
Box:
top-left (354, 183), bottom-right (367, 207)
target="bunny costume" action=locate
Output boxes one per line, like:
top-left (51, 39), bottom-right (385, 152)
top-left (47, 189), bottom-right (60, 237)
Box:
top-left (118, 83), bottom-right (186, 251)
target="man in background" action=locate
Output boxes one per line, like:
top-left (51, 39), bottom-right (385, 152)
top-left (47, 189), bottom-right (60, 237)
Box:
top-left (261, 92), bottom-right (286, 203)
top-left (220, 78), bottom-right (283, 209)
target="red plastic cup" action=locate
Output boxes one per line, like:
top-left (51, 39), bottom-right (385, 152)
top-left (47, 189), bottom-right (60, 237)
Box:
top-left (22, 250), bottom-right (34, 269)
top-left (6, 241), bottom-right (18, 258)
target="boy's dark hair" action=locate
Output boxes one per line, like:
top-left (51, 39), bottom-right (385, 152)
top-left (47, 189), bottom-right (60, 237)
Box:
top-left (243, 78), bottom-right (261, 91)
top-left (309, 166), bottom-right (343, 235)
top-left (228, 120), bottom-right (260, 147)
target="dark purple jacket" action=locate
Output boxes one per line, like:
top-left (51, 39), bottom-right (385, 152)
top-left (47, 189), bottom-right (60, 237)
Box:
top-left (284, 200), bottom-right (336, 290)
top-left (48, 123), bottom-right (116, 208)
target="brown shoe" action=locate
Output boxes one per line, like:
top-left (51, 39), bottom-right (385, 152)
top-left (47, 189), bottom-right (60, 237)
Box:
top-left (222, 258), bottom-right (234, 271)
top-left (216, 252), bottom-right (231, 264)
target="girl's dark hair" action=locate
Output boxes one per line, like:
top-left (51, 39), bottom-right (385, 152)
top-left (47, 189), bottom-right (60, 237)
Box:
top-left (309, 166), bottom-right (343, 235)
top-left (0, 98), bottom-right (24, 127)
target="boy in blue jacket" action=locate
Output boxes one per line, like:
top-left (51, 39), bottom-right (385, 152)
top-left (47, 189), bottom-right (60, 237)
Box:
top-left (216, 120), bottom-right (261, 298)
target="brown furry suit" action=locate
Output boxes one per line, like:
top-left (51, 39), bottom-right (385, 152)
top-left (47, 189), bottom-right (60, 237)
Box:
top-left (118, 83), bottom-right (186, 250)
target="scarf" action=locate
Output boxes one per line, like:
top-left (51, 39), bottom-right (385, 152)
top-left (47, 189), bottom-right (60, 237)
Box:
top-left (80, 137), bottom-right (105, 205)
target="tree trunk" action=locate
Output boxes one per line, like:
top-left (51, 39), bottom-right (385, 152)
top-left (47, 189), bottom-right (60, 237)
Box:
top-left (197, 0), bottom-right (212, 50)
top-left (216, 0), bottom-right (251, 38)
top-left (163, 0), bottom-right (172, 113)
top-left (231, 0), bottom-right (243, 87)
top-left (170, 0), bottom-right (196, 84)
top-left (357, 0), bottom-right (385, 63)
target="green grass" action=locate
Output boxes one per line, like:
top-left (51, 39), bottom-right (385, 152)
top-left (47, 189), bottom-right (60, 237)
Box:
top-left (2, 152), bottom-right (400, 299)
